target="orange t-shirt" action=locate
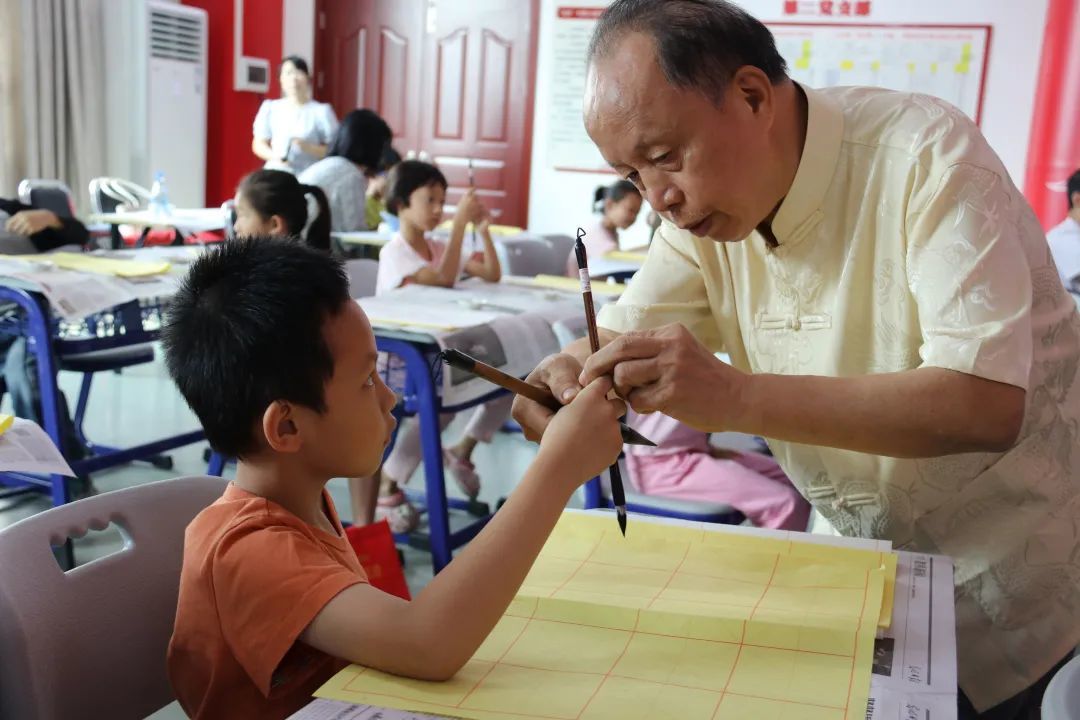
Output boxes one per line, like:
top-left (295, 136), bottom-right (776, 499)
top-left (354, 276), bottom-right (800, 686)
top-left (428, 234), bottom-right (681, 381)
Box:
top-left (167, 483), bottom-right (368, 719)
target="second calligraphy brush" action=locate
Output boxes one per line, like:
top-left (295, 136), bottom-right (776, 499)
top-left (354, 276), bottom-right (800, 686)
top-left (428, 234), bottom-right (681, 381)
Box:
top-left (574, 227), bottom-right (628, 536)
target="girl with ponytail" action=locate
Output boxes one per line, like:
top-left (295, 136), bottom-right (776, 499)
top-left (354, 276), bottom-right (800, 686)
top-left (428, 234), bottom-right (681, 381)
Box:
top-left (234, 169), bottom-right (332, 252)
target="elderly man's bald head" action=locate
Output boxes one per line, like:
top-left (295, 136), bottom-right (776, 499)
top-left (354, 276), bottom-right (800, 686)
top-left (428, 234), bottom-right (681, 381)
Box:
top-left (587, 0), bottom-right (787, 105)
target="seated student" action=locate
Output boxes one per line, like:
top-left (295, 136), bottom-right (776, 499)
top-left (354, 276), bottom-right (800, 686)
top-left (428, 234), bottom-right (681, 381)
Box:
top-left (162, 238), bottom-right (622, 719)
top-left (233, 169), bottom-right (332, 252)
top-left (1048, 168), bottom-right (1080, 293)
top-left (0, 198), bottom-right (89, 471)
top-left (625, 411), bottom-right (811, 530)
top-left (0, 198), bottom-right (89, 253)
top-left (566, 179), bottom-right (643, 275)
top-left (298, 109), bottom-right (392, 233)
top-left (365, 146), bottom-right (402, 231)
top-left (365, 160), bottom-right (505, 532)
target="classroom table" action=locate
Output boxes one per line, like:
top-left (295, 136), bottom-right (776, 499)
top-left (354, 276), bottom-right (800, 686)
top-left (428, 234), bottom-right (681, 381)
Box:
top-left (0, 250), bottom-right (206, 511)
top-left (91, 207), bottom-right (227, 249)
top-left (359, 280), bottom-right (606, 572)
top-left (292, 511), bottom-right (959, 720)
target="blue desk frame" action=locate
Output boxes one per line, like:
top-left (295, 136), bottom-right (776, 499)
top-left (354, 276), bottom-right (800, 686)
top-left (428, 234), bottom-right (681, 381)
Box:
top-left (375, 333), bottom-right (505, 573)
top-left (0, 286), bottom-right (205, 506)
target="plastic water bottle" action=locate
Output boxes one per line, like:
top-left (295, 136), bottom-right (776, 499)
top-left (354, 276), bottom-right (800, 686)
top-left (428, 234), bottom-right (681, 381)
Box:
top-left (149, 171), bottom-right (173, 217)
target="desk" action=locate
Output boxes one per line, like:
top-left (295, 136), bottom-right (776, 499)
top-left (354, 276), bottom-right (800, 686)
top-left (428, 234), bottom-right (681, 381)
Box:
top-left (361, 281), bottom-right (607, 571)
top-left (332, 231), bottom-right (396, 249)
top-left (0, 255), bottom-right (205, 511)
top-left (91, 208), bottom-right (226, 248)
top-left (293, 512), bottom-right (958, 720)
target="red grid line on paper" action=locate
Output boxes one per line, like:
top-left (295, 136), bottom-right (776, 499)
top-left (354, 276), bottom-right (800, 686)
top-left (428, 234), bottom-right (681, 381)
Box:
top-left (842, 568), bottom-right (873, 718)
top-left (540, 552), bottom-right (887, 589)
top-left (711, 553), bottom-right (781, 719)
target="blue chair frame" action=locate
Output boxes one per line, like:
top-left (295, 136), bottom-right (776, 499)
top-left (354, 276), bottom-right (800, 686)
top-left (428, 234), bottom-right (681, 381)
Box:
top-left (0, 286), bottom-right (205, 506)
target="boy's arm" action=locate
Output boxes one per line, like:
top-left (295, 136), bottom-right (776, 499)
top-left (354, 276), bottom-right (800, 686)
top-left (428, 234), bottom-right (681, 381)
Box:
top-left (300, 378), bottom-right (624, 681)
top-left (300, 452), bottom-right (571, 680)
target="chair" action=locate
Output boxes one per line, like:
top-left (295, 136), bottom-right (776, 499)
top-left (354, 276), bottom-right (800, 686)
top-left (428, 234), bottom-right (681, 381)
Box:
top-left (345, 258), bottom-right (380, 299)
top-left (1044, 654), bottom-right (1080, 719)
top-left (583, 458), bottom-right (746, 525)
top-left (87, 177), bottom-right (151, 215)
top-left (494, 237), bottom-right (563, 277)
top-left (0, 475), bottom-right (227, 719)
top-left (17, 179), bottom-right (77, 219)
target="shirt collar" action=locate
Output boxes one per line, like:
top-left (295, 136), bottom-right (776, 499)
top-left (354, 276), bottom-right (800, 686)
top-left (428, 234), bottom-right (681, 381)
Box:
top-left (769, 84), bottom-right (844, 246)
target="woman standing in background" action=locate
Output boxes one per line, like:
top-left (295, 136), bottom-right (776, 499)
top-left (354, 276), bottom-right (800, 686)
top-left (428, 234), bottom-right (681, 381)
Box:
top-left (251, 56), bottom-right (338, 175)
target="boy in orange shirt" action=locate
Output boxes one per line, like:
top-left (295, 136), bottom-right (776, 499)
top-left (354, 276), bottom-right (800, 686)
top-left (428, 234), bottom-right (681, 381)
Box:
top-left (161, 238), bottom-right (624, 719)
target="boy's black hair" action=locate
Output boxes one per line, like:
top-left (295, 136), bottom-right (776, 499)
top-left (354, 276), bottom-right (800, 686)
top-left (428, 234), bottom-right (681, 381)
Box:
top-left (327, 109), bottom-right (393, 171)
top-left (161, 237), bottom-right (351, 458)
top-left (385, 160), bottom-right (448, 216)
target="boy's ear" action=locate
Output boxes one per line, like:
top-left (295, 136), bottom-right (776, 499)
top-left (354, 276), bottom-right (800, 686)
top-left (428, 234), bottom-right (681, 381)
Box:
top-left (261, 400), bottom-right (302, 453)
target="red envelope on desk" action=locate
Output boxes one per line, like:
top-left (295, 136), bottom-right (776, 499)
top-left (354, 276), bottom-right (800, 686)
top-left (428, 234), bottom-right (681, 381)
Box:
top-left (345, 520), bottom-right (411, 600)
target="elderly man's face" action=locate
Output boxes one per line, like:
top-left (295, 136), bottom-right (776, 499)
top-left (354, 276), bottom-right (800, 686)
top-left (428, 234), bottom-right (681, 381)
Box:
top-left (584, 33), bottom-right (778, 243)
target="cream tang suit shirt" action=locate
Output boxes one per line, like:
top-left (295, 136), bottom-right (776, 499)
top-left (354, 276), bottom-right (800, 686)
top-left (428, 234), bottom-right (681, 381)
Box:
top-left (597, 84), bottom-right (1080, 711)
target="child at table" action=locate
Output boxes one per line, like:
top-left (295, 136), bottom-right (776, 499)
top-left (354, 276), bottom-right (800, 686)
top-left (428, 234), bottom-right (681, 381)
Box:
top-left (364, 146), bottom-right (401, 231)
top-left (625, 410), bottom-right (811, 530)
top-left (233, 169), bottom-right (332, 252)
top-left (367, 160), bottom-right (506, 532)
top-left (566, 179), bottom-right (643, 276)
top-left (162, 238), bottom-right (623, 719)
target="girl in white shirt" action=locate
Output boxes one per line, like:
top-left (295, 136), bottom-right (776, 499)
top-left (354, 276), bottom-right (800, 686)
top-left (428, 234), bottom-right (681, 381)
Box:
top-left (566, 180), bottom-right (643, 275)
top-left (362, 161), bottom-right (504, 533)
top-left (251, 56), bottom-right (339, 175)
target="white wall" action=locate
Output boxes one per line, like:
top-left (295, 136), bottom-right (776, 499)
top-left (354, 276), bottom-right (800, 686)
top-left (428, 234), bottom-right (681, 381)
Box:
top-left (282, 0), bottom-right (315, 68)
top-left (527, 0), bottom-right (1051, 241)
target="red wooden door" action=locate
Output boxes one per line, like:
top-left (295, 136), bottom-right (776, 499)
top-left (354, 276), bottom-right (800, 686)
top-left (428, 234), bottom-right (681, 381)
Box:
top-left (314, 0), bottom-right (425, 155)
top-left (316, 0), bottom-right (539, 227)
top-left (415, 0), bottom-right (539, 226)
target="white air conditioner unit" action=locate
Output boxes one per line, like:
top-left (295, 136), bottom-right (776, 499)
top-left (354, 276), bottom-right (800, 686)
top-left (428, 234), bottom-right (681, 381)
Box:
top-left (103, 1), bottom-right (208, 208)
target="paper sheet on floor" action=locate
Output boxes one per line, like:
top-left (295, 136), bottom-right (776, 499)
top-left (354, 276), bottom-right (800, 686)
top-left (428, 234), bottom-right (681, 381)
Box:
top-left (0, 417), bottom-right (75, 476)
top-left (316, 513), bottom-right (897, 720)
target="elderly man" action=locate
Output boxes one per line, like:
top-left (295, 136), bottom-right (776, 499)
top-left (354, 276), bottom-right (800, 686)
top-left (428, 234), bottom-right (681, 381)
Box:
top-left (513, 1), bottom-right (1080, 717)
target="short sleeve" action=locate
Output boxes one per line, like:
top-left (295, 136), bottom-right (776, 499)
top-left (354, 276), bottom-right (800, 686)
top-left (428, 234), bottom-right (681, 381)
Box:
top-left (597, 223), bottom-right (722, 351)
top-left (212, 521), bottom-right (366, 695)
top-left (905, 162), bottom-right (1033, 389)
top-left (253, 100), bottom-right (273, 140)
top-left (376, 239), bottom-right (428, 294)
top-left (318, 104), bottom-right (340, 145)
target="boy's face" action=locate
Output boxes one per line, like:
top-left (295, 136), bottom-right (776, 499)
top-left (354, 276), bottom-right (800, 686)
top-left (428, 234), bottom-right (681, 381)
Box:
top-left (291, 302), bottom-right (397, 478)
top-left (399, 182), bottom-right (445, 232)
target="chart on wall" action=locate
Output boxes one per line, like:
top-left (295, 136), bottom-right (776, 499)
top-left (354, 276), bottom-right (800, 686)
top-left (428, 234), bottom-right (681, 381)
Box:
top-left (545, 6), bottom-right (991, 173)
top-left (772, 24), bottom-right (991, 122)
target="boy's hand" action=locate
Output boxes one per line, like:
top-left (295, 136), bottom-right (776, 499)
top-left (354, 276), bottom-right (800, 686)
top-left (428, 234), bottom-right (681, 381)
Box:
top-left (538, 377), bottom-right (624, 485)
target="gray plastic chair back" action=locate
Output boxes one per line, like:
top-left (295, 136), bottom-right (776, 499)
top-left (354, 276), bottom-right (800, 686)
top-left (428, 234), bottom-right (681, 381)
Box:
top-left (345, 258), bottom-right (380, 298)
top-left (17, 179), bottom-right (77, 219)
top-left (495, 237), bottom-right (563, 277)
top-left (1044, 654), bottom-right (1080, 719)
top-left (0, 475), bottom-right (227, 719)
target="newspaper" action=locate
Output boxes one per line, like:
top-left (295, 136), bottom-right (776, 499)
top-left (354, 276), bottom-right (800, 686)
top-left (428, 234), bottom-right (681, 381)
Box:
top-left (10, 269), bottom-right (136, 320)
top-left (868, 552), bottom-right (958, 720)
top-left (291, 699), bottom-right (441, 720)
top-left (0, 417), bottom-right (75, 476)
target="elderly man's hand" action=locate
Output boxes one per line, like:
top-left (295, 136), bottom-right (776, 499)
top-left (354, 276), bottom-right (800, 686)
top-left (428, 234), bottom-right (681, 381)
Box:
top-left (511, 352), bottom-right (585, 442)
top-left (5, 209), bottom-right (62, 237)
top-left (579, 323), bottom-right (748, 432)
